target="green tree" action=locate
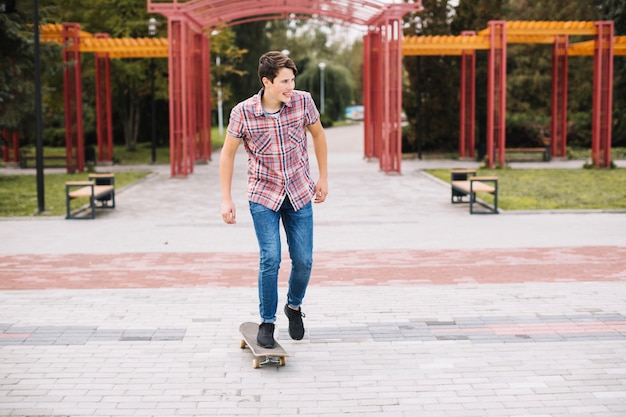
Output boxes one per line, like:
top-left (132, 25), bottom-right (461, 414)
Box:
top-left (403, 0), bottom-right (461, 153)
top-left (449, 0), bottom-right (504, 156)
top-left (229, 21), bottom-right (272, 106)
top-left (210, 27), bottom-right (247, 109)
top-left (0, 9), bottom-right (35, 131)
top-left (599, 0), bottom-right (626, 146)
top-left (1, 3), bottom-right (62, 147)
top-left (504, 0), bottom-right (600, 147)
top-left (297, 61), bottom-right (354, 123)
top-left (228, 19), bottom-right (358, 123)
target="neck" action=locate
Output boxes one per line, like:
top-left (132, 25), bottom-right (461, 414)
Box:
top-left (261, 94), bottom-right (281, 113)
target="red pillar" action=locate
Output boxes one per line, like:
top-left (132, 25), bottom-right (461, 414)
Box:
top-left (94, 33), bottom-right (113, 164)
top-left (551, 35), bottom-right (568, 159)
top-left (459, 31), bottom-right (476, 159)
top-left (62, 23), bottom-right (85, 173)
top-left (2, 129), bottom-right (19, 165)
top-left (486, 21), bottom-right (506, 168)
top-left (197, 34), bottom-right (212, 163)
top-left (168, 18), bottom-right (191, 177)
top-left (363, 32), bottom-right (374, 160)
top-left (186, 30), bottom-right (198, 174)
top-left (365, 30), bottom-right (383, 163)
top-left (592, 21), bottom-right (614, 168)
top-left (367, 17), bottom-right (403, 175)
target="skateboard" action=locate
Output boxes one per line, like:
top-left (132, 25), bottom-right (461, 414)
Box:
top-left (239, 322), bottom-right (288, 369)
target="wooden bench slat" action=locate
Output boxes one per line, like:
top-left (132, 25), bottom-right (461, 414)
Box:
top-left (68, 185), bottom-right (114, 199)
top-left (65, 178), bottom-right (116, 219)
top-left (451, 180), bottom-right (495, 194)
top-left (505, 148), bottom-right (546, 152)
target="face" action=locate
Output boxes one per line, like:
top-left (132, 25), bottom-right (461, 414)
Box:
top-left (263, 67), bottom-right (295, 105)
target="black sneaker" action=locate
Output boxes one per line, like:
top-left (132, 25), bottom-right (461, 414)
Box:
top-left (257, 322), bottom-right (275, 348)
top-left (284, 304), bottom-right (306, 340)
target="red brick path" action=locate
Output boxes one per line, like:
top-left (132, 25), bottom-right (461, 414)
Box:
top-left (1, 246), bottom-right (624, 290)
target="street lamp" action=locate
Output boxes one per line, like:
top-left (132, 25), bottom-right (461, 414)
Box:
top-left (148, 17), bottom-right (157, 164)
top-left (318, 62), bottom-right (326, 115)
top-left (216, 56), bottom-right (224, 137)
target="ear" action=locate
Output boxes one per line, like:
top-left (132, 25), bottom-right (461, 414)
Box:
top-left (261, 77), bottom-right (271, 87)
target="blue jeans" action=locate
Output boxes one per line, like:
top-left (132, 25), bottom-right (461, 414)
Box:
top-left (249, 198), bottom-right (313, 323)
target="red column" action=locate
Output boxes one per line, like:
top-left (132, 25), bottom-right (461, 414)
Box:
top-left (460, 31), bottom-right (476, 159)
top-left (2, 129), bottom-right (19, 164)
top-left (363, 33), bottom-right (374, 160)
top-left (592, 21), bottom-right (614, 168)
top-left (168, 18), bottom-right (192, 177)
top-left (62, 23), bottom-right (85, 173)
top-left (487, 21), bottom-right (506, 168)
top-left (551, 35), bottom-right (568, 159)
top-left (197, 34), bottom-right (212, 163)
top-left (95, 33), bottom-right (113, 164)
top-left (369, 30), bottom-right (383, 164)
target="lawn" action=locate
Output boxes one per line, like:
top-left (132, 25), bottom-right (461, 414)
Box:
top-left (0, 171), bottom-right (151, 217)
top-left (426, 168), bottom-right (626, 210)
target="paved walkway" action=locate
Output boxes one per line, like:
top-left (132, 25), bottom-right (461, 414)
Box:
top-left (1, 123), bottom-right (625, 416)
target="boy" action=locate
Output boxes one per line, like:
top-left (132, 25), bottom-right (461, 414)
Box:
top-left (219, 51), bottom-right (328, 348)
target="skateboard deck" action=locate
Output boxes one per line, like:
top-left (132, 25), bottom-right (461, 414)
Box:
top-left (239, 322), bottom-right (288, 368)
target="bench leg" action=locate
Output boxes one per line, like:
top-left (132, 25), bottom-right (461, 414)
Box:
top-left (65, 186), bottom-right (72, 219)
top-left (89, 196), bottom-right (96, 219)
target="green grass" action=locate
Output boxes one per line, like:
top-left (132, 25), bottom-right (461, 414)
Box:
top-left (0, 171), bottom-right (151, 217)
top-left (427, 168), bottom-right (626, 210)
top-left (113, 125), bottom-right (226, 164)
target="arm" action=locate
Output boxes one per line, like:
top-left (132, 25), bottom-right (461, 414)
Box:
top-left (307, 119), bottom-right (328, 203)
top-left (219, 133), bottom-right (241, 224)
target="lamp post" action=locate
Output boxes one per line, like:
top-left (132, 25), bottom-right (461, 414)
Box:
top-left (33, 0), bottom-right (45, 213)
top-left (148, 17), bottom-right (157, 164)
top-left (318, 62), bottom-right (326, 115)
top-left (216, 56), bottom-right (223, 137)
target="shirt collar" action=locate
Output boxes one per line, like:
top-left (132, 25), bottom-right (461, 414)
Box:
top-left (253, 88), bottom-right (292, 116)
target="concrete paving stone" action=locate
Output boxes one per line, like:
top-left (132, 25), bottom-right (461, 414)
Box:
top-left (1, 124), bottom-right (625, 416)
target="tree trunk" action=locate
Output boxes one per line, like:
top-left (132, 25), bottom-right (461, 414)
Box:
top-left (123, 86), bottom-right (140, 151)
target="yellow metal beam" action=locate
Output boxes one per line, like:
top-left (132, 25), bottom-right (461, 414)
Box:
top-left (402, 35), bottom-right (490, 56)
top-left (403, 21), bottom-right (609, 57)
top-left (79, 37), bottom-right (169, 58)
top-left (478, 20), bottom-right (597, 37)
top-left (39, 24), bottom-right (168, 58)
top-left (569, 36), bottom-right (626, 56)
top-left (39, 23), bottom-right (93, 42)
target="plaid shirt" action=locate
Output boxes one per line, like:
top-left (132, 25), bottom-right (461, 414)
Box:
top-left (227, 89), bottom-right (320, 211)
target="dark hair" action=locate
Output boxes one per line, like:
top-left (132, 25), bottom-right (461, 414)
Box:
top-left (258, 51), bottom-right (298, 85)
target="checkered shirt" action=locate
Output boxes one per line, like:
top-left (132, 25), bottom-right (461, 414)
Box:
top-left (227, 89), bottom-right (320, 212)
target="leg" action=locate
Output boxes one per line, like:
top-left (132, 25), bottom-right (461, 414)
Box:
top-left (280, 199), bottom-right (313, 309)
top-left (249, 202), bottom-right (281, 323)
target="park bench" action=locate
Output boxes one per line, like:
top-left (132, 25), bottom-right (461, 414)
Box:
top-left (505, 137), bottom-right (551, 162)
top-left (65, 173), bottom-right (115, 219)
top-left (505, 146), bottom-right (551, 162)
top-left (19, 149), bottom-right (66, 168)
top-left (450, 169), bottom-right (498, 214)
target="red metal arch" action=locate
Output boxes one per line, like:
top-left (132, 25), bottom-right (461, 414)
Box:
top-left (150, 0), bottom-right (408, 28)
top-left (148, 0), bottom-right (422, 176)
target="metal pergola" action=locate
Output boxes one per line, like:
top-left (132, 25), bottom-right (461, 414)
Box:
top-left (147, 0), bottom-right (422, 176)
top-left (403, 20), bottom-right (625, 168)
top-left (6, 16), bottom-right (624, 173)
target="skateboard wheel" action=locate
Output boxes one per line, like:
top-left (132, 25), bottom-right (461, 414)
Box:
top-left (240, 340), bottom-right (247, 349)
top-left (253, 359), bottom-right (261, 369)
top-left (279, 357), bottom-right (286, 366)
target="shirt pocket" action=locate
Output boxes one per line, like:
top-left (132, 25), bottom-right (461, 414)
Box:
top-left (286, 126), bottom-right (307, 152)
top-left (249, 132), bottom-right (278, 157)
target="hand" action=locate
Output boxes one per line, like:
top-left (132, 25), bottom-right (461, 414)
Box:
top-left (221, 200), bottom-right (237, 224)
top-left (314, 179), bottom-right (328, 204)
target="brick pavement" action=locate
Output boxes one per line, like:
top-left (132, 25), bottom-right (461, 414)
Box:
top-left (1, 123), bottom-right (625, 416)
